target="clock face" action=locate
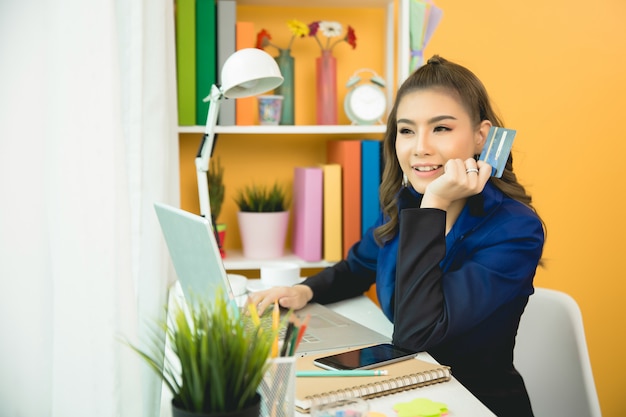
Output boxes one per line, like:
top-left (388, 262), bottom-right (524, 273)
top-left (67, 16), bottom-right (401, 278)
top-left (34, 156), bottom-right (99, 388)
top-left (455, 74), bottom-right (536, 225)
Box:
top-left (346, 84), bottom-right (387, 124)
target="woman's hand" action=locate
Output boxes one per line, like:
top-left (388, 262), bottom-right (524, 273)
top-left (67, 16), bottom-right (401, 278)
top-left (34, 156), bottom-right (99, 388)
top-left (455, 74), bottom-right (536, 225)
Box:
top-left (421, 158), bottom-right (492, 210)
top-left (246, 284), bottom-right (313, 315)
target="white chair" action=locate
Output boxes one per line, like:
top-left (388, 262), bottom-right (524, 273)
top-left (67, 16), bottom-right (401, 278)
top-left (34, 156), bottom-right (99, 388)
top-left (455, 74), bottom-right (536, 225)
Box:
top-left (514, 288), bottom-right (602, 417)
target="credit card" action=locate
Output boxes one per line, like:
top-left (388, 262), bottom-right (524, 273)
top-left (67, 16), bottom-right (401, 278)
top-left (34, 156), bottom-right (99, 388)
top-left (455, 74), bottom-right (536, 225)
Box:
top-left (478, 126), bottom-right (516, 178)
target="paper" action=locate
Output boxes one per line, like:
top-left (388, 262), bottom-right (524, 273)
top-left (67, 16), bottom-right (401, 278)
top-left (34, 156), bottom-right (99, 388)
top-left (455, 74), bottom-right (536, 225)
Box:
top-left (409, 0), bottom-right (444, 71)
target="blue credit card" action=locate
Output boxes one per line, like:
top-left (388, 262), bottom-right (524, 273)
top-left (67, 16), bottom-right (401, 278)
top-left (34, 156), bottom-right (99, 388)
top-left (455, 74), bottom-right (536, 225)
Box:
top-left (478, 126), bottom-right (516, 178)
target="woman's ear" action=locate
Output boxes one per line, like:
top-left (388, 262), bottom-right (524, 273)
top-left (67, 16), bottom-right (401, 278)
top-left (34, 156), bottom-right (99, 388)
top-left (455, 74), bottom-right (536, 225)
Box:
top-left (474, 120), bottom-right (493, 153)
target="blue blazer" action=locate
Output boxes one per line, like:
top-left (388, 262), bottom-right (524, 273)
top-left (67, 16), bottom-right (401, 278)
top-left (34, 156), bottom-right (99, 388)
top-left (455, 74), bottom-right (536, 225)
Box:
top-left (304, 182), bottom-right (545, 416)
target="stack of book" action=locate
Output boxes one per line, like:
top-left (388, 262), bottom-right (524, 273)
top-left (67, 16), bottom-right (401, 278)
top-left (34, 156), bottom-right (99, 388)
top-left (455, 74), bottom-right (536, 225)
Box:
top-left (292, 139), bottom-right (383, 263)
top-left (175, 0), bottom-right (257, 126)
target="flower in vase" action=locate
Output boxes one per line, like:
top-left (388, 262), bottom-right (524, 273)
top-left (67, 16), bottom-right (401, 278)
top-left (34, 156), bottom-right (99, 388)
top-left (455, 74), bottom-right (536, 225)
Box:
top-left (308, 21), bottom-right (357, 52)
top-left (256, 19), bottom-right (309, 53)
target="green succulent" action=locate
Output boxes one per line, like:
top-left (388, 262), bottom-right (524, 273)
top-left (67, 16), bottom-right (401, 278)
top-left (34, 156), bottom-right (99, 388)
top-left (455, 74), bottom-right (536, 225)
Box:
top-left (125, 291), bottom-right (275, 413)
top-left (234, 182), bottom-right (290, 212)
top-left (208, 157), bottom-right (225, 221)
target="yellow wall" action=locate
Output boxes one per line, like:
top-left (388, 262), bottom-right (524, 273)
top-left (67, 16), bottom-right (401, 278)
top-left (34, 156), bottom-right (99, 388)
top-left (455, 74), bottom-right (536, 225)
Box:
top-left (180, 1), bottom-right (626, 415)
top-left (423, 1), bottom-right (626, 415)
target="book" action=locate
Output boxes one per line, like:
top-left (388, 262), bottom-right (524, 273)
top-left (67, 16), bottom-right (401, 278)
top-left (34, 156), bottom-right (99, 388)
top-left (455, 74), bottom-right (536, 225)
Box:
top-left (235, 21), bottom-right (257, 125)
top-left (195, 0), bottom-right (216, 126)
top-left (327, 140), bottom-right (361, 258)
top-left (295, 349), bottom-right (452, 413)
top-left (292, 167), bottom-right (323, 262)
top-left (216, 0), bottom-right (236, 125)
top-left (175, 0), bottom-right (196, 126)
top-left (320, 163), bottom-right (342, 262)
top-left (360, 139), bottom-right (382, 235)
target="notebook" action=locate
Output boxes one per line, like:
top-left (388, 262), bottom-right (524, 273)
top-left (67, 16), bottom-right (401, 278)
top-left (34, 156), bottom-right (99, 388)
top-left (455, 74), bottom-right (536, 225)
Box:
top-left (153, 202), bottom-right (390, 355)
top-left (295, 348), bottom-right (452, 413)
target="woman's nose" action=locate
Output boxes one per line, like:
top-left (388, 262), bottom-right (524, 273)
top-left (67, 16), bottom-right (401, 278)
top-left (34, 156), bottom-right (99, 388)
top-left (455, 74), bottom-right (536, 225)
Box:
top-left (412, 131), bottom-right (431, 156)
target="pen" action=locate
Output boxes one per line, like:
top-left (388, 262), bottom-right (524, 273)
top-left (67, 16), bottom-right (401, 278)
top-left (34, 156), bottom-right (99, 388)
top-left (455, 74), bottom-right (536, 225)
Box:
top-left (280, 320), bottom-right (295, 357)
top-left (271, 301), bottom-right (279, 358)
top-left (296, 370), bottom-right (389, 377)
top-left (247, 303), bottom-right (260, 327)
top-left (293, 314), bottom-right (310, 353)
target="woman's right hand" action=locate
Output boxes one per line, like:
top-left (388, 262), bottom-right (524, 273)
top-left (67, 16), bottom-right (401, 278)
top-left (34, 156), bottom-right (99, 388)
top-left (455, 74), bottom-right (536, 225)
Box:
top-left (246, 284), bottom-right (313, 315)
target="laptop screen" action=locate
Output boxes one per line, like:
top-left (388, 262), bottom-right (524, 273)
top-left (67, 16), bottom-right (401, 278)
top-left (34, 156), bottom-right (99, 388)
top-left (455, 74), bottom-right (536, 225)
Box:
top-left (154, 202), bottom-right (234, 303)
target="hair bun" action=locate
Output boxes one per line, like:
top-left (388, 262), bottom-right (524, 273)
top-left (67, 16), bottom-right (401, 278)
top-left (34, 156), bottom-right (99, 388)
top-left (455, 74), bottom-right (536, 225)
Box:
top-left (426, 55), bottom-right (445, 65)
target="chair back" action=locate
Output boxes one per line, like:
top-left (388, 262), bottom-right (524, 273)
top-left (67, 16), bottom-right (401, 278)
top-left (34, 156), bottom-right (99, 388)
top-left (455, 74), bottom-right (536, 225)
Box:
top-left (514, 288), bottom-right (602, 417)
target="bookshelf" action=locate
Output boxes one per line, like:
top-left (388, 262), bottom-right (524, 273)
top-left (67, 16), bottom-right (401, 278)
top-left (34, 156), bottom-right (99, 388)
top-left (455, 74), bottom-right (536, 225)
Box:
top-left (179, 125), bottom-right (386, 135)
top-left (178, 0), bottom-right (407, 270)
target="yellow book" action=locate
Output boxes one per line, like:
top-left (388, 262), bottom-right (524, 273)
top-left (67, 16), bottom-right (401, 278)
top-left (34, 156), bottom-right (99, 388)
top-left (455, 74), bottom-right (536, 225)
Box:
top-left (320, 163), bottom-right (342, 262)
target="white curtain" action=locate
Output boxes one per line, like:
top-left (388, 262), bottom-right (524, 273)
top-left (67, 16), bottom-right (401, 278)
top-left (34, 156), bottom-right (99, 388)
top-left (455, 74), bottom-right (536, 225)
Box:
top-left (0, 0), bottom-right (179, 416)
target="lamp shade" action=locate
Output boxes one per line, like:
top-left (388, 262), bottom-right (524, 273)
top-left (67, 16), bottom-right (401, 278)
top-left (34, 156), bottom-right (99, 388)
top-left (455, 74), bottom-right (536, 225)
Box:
top-left (221, 48), bottom-right (284, 99)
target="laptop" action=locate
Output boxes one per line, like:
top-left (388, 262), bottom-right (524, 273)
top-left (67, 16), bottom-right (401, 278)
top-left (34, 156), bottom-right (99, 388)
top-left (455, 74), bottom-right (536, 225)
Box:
top-left (153, 202), bottom-right (390, 355)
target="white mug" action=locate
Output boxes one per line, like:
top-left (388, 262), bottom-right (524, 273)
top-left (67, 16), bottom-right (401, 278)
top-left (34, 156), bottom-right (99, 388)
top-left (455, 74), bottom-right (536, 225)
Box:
top-left (260, 262), bottom-right (301, 288)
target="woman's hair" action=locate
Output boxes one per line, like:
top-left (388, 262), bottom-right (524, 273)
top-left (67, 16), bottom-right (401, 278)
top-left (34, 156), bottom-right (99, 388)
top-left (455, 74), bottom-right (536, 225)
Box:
top-left (374, 55), bottom-right (544, 245)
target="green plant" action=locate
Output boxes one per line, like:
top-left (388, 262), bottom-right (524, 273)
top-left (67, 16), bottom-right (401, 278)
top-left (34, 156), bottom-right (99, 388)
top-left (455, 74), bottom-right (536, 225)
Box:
top-left (234, 182), bottom-right (290, 212)
top-left (208, 157), bottom-right (225, 221)
top-left (126, 291), bottom-right (275, 413)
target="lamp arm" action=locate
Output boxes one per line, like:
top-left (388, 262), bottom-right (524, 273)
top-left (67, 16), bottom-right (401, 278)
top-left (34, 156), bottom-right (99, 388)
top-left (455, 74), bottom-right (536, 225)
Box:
top-left (195, 84), bottom-right (223, 220)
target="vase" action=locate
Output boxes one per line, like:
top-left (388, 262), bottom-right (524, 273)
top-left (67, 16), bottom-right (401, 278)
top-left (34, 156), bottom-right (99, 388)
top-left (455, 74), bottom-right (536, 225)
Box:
top-left (274, 49), bottom-right (295, 125)
top-left (172, 393), bottom-right (261, 417)
top-left (237, 211), bottom-right (290, 259)
top-left (315, 50), bottom-right (338, 125)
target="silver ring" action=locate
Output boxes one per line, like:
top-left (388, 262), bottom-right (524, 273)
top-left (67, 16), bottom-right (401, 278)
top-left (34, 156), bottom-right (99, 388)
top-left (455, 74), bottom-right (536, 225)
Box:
top-left (466, 168), bottom-right (479, 174)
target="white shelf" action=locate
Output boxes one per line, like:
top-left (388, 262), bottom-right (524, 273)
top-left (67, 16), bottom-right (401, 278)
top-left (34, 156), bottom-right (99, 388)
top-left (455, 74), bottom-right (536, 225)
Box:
top-left (222, 250), bottom-right (335, 271)
top-left (179, 124), bottom-right (386, 135)
top-left (237, 0), bottom-right (392, 7)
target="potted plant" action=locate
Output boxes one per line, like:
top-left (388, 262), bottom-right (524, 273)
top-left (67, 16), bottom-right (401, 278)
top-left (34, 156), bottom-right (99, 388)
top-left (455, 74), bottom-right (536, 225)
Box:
top-left (234, 182), bottom-right (291, 259)
top-left (208, 157), bottom-right (226, 257)
top-left (126, 291), bottom-right (275, 417)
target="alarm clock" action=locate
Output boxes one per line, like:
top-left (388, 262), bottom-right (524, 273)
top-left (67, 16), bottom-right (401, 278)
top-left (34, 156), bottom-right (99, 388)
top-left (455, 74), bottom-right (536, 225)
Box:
top-left (344, 69), bottom-right (387, 125)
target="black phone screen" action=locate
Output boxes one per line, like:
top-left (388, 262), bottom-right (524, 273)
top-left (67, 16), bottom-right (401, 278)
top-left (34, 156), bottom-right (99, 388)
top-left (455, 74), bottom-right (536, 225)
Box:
top-left (313, 343), bottom-right (417, 370)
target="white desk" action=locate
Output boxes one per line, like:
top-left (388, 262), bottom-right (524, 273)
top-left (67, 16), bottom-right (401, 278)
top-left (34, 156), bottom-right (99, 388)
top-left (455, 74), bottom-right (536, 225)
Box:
top-left (163, 283), bottom-right (496, 417)
top-left (322, 296), bottom-right (496, 417)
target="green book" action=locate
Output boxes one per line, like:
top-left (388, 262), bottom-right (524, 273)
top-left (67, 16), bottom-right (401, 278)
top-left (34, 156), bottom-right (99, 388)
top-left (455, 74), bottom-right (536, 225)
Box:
top-left (175, 0), bottom-right (196, 126)
top-left (196, 0), bottom-right (217, 126)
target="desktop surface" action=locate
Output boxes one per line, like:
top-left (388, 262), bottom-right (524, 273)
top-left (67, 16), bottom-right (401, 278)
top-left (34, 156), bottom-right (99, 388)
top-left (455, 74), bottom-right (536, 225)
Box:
top-left (320, 296), bottom-right (496, 417)
top-left (162, 283), bottom-right (496, 417)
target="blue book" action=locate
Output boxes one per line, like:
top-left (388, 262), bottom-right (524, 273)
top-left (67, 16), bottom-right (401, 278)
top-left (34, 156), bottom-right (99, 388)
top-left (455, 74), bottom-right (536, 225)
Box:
top-left (361, 139), bottom-right (382, 236)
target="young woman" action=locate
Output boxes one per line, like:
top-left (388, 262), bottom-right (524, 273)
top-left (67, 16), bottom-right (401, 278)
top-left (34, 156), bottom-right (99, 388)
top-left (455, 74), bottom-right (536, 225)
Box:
top-left (250, 55), bottom-right (545, 416)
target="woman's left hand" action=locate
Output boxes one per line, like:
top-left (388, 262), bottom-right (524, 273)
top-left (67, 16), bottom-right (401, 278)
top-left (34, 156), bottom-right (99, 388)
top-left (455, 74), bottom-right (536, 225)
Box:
top-left (422, 158), bottom-right (492, 210)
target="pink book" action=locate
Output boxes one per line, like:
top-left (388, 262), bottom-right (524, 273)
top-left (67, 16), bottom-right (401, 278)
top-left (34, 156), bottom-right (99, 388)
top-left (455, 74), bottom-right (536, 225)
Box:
top-left (292, 167), bottom-right (323, 262)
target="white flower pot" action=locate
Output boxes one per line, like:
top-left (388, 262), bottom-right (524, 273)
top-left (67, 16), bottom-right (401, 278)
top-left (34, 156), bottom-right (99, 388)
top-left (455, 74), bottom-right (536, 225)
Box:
top-left (237, 211), bottom-right (290, 259)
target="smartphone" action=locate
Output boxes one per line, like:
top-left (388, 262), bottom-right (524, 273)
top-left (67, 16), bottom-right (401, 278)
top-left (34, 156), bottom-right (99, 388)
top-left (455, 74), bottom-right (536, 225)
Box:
top-left (313, 343), bottom-right (418, 371)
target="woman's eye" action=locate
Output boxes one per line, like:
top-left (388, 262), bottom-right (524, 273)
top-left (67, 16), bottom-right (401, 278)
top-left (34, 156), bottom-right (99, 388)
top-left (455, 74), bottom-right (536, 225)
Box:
top-left (433, 126), bottom-right (451, 133)
top-left (398, 127), bottom-right (413, 135)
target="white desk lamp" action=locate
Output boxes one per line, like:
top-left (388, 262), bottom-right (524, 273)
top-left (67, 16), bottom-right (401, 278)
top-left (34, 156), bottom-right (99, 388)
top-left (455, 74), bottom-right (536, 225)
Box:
top-left (195, 48), bottom-right (284, 224)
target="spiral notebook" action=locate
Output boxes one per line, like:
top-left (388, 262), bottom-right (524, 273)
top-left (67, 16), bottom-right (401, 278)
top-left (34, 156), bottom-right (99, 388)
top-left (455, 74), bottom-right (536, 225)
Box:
top-left (295, 348), bottom-right (452, 413)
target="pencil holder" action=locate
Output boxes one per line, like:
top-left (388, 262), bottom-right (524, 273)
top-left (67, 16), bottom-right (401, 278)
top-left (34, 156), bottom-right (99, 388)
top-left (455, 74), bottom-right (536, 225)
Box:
top-left (260, 356), bottom-right (296, 417)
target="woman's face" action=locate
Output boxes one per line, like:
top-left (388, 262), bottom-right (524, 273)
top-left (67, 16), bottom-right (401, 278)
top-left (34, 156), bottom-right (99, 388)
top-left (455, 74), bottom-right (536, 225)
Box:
top-left (395, 88), bottom-right (487, 194)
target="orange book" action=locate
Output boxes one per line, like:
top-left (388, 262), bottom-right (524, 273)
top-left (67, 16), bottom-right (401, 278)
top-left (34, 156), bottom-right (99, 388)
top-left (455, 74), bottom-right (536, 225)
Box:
top-left (235, 21), bottom-right (256, 125)
top-left (327, 140), bottom-right (361, 258)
